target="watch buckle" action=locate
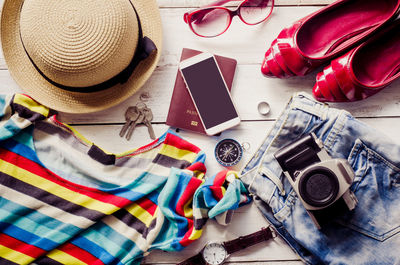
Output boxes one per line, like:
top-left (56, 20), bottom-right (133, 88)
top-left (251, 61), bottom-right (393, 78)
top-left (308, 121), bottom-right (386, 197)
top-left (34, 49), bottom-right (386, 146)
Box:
top-left (268, 225), bottom-right (277, 239)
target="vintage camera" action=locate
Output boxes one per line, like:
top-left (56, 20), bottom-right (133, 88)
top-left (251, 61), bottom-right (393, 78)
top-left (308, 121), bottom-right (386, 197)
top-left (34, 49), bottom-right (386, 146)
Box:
top-left (274, 133), bottom-right (358, 229)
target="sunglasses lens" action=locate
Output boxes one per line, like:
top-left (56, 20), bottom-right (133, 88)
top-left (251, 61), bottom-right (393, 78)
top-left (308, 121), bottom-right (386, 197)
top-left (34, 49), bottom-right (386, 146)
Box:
top-left (240, 0), bottom-right (273, 25)
top-left (189, 8), bottom-right (231, 37)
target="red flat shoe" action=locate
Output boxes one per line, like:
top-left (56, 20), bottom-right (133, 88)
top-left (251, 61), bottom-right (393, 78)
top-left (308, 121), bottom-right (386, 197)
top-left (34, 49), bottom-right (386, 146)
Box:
top-left (261, 0), bottom-right (400, 78)
top-left (313, 19), bottom-right (400, 102)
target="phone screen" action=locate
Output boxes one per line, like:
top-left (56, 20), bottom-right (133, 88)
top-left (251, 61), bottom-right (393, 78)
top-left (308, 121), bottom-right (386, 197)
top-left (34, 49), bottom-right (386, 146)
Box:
top-left (181, 57), bottom-right (238, 129)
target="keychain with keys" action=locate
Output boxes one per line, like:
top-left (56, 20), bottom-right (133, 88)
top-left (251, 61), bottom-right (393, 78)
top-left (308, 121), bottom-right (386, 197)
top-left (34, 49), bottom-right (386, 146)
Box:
top-left (119, 106), bottom-right (140, 138)
top-left (120, 102), bottom-right (157, 141)
top-left (142, 107), bottom-right (156, 140)
top-left (126, 111), bottom-right (145, 141)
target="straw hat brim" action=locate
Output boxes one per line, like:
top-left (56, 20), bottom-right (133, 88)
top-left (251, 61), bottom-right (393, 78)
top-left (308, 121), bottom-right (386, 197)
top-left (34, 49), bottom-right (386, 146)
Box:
top-left (1, 0), bottom-right (162, 113)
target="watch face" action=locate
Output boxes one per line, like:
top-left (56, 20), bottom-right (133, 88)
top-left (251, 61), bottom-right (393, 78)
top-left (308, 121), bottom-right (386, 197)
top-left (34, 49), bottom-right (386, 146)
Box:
top-left (214, 139), bottom-right (243, 167)
top-left (202, 242), bottom-right (227, 265)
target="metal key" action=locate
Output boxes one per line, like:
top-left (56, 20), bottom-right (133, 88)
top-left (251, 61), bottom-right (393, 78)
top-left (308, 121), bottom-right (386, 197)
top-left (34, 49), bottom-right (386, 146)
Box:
top-left (142, 107), bottom-right (156, 140)
top-left (126, 110), bottom-right (145, 141)
top-left (119, 106), bottom-right (140, 138)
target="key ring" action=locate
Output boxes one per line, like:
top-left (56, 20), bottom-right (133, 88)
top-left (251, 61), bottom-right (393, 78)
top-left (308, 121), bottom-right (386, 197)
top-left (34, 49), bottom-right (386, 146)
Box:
top-left (241, 142), bottom-right (250, 151)
top-left (258, 101), bottom-right (270, 116)
top-left (135, 101), bottom-right (147, 110)
top-left (139, 92), bottom-right (151, 102)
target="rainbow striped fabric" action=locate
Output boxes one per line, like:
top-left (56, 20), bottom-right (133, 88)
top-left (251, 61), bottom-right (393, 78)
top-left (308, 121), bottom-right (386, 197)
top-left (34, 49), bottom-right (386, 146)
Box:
top-left (0, 94), bottom-right (251, 265)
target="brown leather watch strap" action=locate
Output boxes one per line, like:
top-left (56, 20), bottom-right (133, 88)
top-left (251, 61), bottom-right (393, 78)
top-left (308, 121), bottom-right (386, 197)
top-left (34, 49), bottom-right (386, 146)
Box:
top-left (223, 227), bottom-right (273, 254)
top-left (177, 252), bottom-right (205, 265)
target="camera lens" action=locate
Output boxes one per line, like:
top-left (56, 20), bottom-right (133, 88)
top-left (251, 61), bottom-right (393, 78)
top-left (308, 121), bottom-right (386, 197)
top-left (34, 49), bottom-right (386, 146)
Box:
top-left (299, 167), bottom-right (339, 207)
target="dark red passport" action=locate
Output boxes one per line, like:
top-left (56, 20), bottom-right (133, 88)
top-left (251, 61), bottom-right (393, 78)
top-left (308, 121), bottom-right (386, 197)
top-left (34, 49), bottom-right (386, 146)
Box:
top-left (166, 48), bottom-right (237, 134)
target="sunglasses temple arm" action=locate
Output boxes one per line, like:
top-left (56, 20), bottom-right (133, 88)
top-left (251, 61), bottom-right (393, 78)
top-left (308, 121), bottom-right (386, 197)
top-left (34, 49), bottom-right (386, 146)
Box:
top-left (184, 0), bottom-right (234, 24)
top-left (205, 0), bottom-right (237, 7)
top-left (185, 0), bottom-right (250, 26)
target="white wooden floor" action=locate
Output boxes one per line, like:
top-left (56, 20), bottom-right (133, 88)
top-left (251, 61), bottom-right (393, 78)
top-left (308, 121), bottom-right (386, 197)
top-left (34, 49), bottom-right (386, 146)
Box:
top-left (1, 0), bottom-right (400, 264)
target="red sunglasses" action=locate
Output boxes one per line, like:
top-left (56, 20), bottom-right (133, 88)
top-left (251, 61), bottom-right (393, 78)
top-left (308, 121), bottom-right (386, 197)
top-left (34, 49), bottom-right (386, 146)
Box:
top-left (184, 0), bottom-right (274, 38)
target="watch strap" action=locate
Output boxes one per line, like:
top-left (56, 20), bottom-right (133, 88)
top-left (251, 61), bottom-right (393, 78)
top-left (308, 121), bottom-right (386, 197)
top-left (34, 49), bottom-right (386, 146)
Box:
top-left (177, 252), bottom-right (205, 265)
top-left (223, 227), bottom-right (273, 254)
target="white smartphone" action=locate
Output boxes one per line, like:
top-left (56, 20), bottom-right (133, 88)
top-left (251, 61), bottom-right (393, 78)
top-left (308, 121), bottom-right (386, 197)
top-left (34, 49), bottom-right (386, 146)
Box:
top-left (179, 53), bottom-right (240, 135)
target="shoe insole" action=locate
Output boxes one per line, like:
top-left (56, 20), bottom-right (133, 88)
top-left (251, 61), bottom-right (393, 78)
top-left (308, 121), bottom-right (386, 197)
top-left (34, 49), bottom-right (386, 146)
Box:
top-left (296, 0), bottom-right (399, 59)
top-left (353, 23), bottom-right (400, 87)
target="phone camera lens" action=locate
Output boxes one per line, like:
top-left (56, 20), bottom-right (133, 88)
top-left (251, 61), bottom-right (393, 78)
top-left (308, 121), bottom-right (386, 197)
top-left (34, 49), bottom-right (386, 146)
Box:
top-left (299, 167), bottom-right (339, 207)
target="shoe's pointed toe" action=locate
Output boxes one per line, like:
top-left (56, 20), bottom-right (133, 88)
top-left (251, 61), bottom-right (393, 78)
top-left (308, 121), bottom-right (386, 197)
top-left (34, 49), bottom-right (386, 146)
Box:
top-left (312, 79), bottom-right (326, 102)
top-left (262, 45), bottom-right (291, 78)
top-left (261, 26), bottom-right (314, 78)
top-left (261, 48), bottom-right (276, 77)
top-left (261, 60), bottom-right (273, 77)
top-left (313, 57), bottom-right (356, 102)
top-left (313, 71), bottom-right (334, 102)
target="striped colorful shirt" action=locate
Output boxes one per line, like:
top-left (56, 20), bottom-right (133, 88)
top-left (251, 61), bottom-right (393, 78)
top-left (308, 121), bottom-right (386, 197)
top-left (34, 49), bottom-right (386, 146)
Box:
top-left (0, 94), bottom-right (251, 265)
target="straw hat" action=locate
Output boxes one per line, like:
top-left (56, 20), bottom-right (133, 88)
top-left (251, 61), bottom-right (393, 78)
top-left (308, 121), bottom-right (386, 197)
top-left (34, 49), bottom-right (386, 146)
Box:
top-left (1, 0), bottom-right (162, 113)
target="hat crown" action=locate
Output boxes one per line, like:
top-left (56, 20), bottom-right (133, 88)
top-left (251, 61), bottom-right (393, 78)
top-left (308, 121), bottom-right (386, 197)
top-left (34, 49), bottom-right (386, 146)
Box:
top-left (19, 0), bottom-right (139, 88)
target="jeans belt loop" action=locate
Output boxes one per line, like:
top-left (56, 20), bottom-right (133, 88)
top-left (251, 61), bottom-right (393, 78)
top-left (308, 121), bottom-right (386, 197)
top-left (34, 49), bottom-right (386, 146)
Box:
top-left (260, 167), bottom-right (285, 196)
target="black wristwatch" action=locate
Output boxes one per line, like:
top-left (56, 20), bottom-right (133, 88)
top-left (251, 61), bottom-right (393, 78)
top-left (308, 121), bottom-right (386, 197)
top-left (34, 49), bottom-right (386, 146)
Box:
top-left (177, 227), bottom-right (275, 265)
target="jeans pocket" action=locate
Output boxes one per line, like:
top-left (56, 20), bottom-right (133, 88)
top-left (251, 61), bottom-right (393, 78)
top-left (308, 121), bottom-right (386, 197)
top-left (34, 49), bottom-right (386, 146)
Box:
top-left (338, 139), bottom-right (400, 241)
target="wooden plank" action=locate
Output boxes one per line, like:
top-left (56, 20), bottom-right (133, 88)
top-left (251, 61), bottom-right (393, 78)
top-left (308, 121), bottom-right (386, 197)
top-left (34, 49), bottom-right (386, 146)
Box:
top-left (156, 6), bottom-right (320, 65)
top-left (156, 0), bottom-right (334, 8)
top-left (1, 5), bottom-right (399, 124)
top-left (0, 6), bottom-right (321, 69)
top-left (1, 63), bottom-right (400, 124)
top-left (55, 65), bottom-right (400, 123)
top-left (70, 119), bottom-right (400, 150)
top-left (0, 0), bottom-right (334, 12)
top-left (142, 261), bottom-right (304, 265)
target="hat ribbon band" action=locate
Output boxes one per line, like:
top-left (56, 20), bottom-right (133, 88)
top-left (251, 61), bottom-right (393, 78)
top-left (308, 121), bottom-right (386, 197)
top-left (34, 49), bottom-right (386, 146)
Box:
top-left (20, 2), bottom-right (158, 93)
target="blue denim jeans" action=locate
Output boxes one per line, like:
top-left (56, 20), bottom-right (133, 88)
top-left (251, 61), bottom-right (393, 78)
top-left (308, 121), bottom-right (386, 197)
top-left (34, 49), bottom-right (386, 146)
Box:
top-left (240, 93), bottom-right (400, 265)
